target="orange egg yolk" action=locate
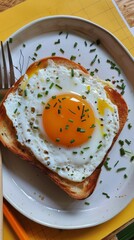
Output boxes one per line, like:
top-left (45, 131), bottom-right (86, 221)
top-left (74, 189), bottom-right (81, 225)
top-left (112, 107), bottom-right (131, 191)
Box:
top-left (42, 93), bottom-right (95, 148)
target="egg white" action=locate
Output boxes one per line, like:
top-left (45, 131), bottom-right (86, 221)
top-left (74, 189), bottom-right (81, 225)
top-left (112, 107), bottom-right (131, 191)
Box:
top-left (4, 60), bottom-right (119, 182)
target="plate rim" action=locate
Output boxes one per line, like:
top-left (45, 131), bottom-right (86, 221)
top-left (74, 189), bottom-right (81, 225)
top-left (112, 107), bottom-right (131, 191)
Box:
top-left (3, 15), bottom-right (134, 229)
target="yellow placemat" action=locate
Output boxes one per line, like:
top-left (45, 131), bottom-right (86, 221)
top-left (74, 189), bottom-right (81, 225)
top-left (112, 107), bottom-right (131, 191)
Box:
top-left (1, 0), bottom-right (134, 239)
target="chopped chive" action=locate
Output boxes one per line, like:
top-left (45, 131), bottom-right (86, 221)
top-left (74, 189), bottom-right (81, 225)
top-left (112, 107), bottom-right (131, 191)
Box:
top-left (72, 151), bottom-right (77, 154)
top-left (46, 78), bottom-right (50, 82)
top-left (24, 89), bottom-right (27, 97)
top-left (103, 161), bottom-right (112, 171)
top-left (103, 133), bottom-right (107, 138)
top-left (83, 147), bottom-right (90, 150)
top-left (68, 119), bottom-right (74, 123)
top-left (90, 54), bottom-right (97, 66)
top-left (49, 82), bottom-right (54, 89)
top-left (52, 95), bottom-right (56, 99)
top-left (90, 71), bottom-right (94, 76)
top-left (65, 125), bottom-right (69, 130)
top-left (70, 139), bottom-right (75, 144)
top-left (116, 167), bottom-right (126, 172)
top-left (51, 52), bottom-right (56, 56)
top-left (124, 174), bottom-right (128, 179)
top-left (37, 93), bottom-right (43, 98)
top-left (102, 192), bottom-right (110, 199)
top-left (114, 160), bottom-right (119, 167)
top-left (22, 43), bottom-right (26, 48)
top-left (66, 32), bottom-right (69, 39)
top-left (82, 77), bottom-right (85, 83)
top-left (120, 148), bottom-right (125, 156)
top-left (77, 127), bottom-right (86, 133)
top-left (128, 123), bottom-right (132, 129)
top-left (130, 156), bottom-right (134, 162)
top-left (125, 139), bottom-right (131, 145)
top-left (54, 39), bottom-right (60, 44)
top-left (90, 41), bottom-right (95, 47)
top-left (56, 138), bottom-right (60, 142)
top-left (14, 108), bottom-right (18, 114)
top-left (97, 144), bottom-right (102, 149)
top-left (118, 140), bottom-right (124, 146)
top-left (70, 55), bottom-right (76, 61)
top-left (60, 48), bottom-right (64, 54)
top-left (90, 124), bottom-right (96, 128)
top-left (32, 57), bottom-right (36, 61)
top-left (59, 31), bottom-right (63, 35)
top-left (33, 126), bottom-right (39, 129)
top-left (84, 202), bottom-right (90, 205)
top-left (36, 44), bottom-right (42, 51)
top-left (84, 41), bottom-right (87, 46)
top-left (95, 68), bottom-right (98, 72)
top-left (116, 83), bottom-right (126, 94)
top-left (73, 42), bottom-right (78, 48)
top-left (114, 66), bottom-right (121, 75)
top-left (55, 84), bottom-right (62, 89)
top-left (45, 90), bottom-right (49, 95)
top-left (90, 48), bottom-right (96, 53)
top-left (56, 167), bottom-right (61, 171)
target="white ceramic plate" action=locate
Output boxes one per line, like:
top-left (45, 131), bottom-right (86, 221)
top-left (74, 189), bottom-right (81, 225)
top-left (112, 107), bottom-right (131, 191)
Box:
top-left (2, 16), bottom-right (134, 229)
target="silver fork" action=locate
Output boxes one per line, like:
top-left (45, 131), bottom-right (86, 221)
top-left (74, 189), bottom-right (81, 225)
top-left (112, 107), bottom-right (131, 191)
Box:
top-left (0, 41), bottom-right (15, 100)
top-left (0, 41), bottom-right (15, 240)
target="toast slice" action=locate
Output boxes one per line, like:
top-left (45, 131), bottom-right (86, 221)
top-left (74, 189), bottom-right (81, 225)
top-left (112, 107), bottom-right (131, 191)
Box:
top-left (0, 56), bottom-right (128, 199)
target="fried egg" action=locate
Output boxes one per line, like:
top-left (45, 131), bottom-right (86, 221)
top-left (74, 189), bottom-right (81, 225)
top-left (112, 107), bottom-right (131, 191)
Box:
top-left (4, 59), bottom-right (119, 182)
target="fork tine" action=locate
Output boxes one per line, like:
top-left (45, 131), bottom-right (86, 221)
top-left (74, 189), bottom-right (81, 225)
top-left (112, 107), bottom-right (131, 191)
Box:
top-left (7, 41), bottom-right (15, 87)
top-left (1, 41), bottom-right (8, 89)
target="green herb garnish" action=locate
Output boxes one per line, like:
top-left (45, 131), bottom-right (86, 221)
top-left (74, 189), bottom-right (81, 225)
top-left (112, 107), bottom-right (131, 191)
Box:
top-left (70, 55), bottom-right (76, 61)
top-left (77, 127), bottom-right (86, 133)
top-left (90, 55), bottom-right (97, 66)
top-left (54, 39), bottom-right (60, 44)
top-left (90, 48), bottom-right (96, 53)
top-left (102, 192), bottom-right (110, 199)
top-left (55, 84), bottom-right (62, 89)
top-left (49, 82), bottom-right (54, 89)
top-left (60, 48), bottom-right (64, 54)
top-left (36, 44), bottom-right (42, 51)
top-left (116, 167), bottom-right (126, 172)
top-left (37, 93), bottom-right (43, 98)
top-left (70, 139), bottom-right (75, 144)
top-left (73, 42), bottom-right (78, 48)
top-left (120, 148), bottom-right (126, 156)
top-left (71, 68), bottom-right (74, 77)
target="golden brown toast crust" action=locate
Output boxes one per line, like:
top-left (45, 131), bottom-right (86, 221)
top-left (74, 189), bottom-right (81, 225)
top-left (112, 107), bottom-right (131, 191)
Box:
top-left (0, 56), bottom-right (128, 199)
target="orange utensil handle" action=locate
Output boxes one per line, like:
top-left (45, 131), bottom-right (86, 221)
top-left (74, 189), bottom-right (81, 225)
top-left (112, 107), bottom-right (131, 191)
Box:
top-left (3, 201), bottom-right (29, 240)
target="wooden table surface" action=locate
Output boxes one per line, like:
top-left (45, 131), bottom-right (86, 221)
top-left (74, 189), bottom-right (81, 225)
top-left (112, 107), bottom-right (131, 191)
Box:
top-left (0, 0), bottom-right (25, 12)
